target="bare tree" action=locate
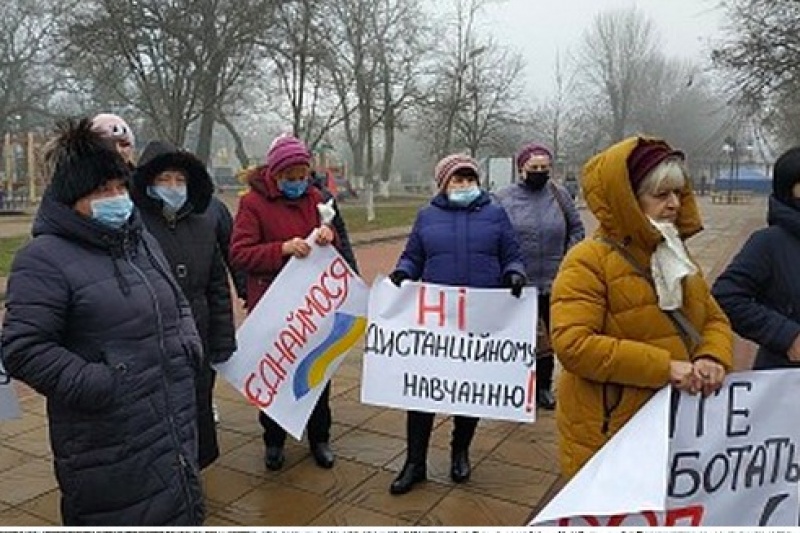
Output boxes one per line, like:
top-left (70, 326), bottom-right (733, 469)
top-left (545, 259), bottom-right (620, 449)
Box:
top-left (371, 0), bottom-right (429, 182)
top-left (575, 7), bottom-right (660, 142)
top-left (712, 0), bottom-right (800, 148)
top-left (632, 57), bottom-right (732, 163)
top-left (264, 0), bottom-right (349, 148)
top-left (439, 0), bottom-right (484, 157)
top-left (411, 0), bottom-right (525, 160)
top-left (457, 43), bottom-right (525, 157)
top-left (526, 51), bottom-right (576, 169)
top-left (321, 0), bottom-right (376, 181)
top-left (0, 0), bottom-right (72, 136)
top-left (63, 0), bottom-right (273, 163)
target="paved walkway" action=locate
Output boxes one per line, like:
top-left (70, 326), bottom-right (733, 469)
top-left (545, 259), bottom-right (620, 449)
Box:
top-left (0, 196), bottom-right (767, 525)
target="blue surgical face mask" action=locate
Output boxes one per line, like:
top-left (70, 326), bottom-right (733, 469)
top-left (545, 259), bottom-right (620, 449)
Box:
top-left (91, 193), bottom-right (134, 229)
top-left (278, 179), bottom-right (308, 199)
top-left (147, 184), bottom-right (188, 211)
top-left (448, 186), bottom-right (481, 206)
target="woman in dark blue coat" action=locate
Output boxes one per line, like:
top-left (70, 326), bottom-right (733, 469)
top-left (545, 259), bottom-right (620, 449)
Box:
top-left (712, 147), bottom-right (800, 369)
top-left (0, 119), bottom-right (205, 526)
top-left (387, 153), bottom-right (526, 495)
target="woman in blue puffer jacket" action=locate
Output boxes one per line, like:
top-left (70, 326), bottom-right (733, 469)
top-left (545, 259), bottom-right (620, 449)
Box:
top-left (387, 153), bottom-right (526, 495)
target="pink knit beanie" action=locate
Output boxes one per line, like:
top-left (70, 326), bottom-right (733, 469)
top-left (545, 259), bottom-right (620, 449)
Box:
top-left (265, 134), bottom-right (311, 175)
top-left (434, 154), bottom-right (480, 188)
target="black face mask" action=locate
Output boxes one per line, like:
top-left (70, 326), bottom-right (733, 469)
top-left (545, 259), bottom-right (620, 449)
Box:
top-left (524, 171), bottom-right (550, 190)
top-left (790, 197), bottom-right (800, 212)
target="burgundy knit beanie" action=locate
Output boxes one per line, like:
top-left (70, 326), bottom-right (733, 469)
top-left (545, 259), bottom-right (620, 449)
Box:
top-left (265, 134), bottom-right (311, 175)
top-left (434, 154), bottom-right (480, 188)
top-left (627, 139), bottom-right (684, 193)
top-left (516, 143), bottom-right (553, 171)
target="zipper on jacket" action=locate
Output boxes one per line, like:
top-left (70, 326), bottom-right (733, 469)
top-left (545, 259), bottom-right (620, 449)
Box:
top-left (124, 245), bottom-right (196, 516)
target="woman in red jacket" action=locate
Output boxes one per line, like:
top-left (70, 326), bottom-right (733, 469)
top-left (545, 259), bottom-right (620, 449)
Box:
top-left (230, 135), bottom-right (337, 472)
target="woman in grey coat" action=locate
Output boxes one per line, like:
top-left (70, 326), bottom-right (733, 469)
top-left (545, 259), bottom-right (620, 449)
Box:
top-left (494, 142), bottom-right (585, 410)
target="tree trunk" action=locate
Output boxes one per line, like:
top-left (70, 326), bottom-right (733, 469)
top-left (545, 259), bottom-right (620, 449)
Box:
top-left (380, 108), bottom-right (395, 183)
top-left (365, 111), bottom-right (375, 222)
top-left (195, 108), bottom-right (215, 165)
top-left (218, 113), bottom-right (250, 168)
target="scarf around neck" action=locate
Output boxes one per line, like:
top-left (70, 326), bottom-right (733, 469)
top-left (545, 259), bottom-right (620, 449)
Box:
top-left (648, 217), bottom-right (698, 310)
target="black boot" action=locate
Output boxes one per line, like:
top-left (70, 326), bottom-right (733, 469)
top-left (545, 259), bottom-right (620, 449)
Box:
top-left (264, 445), bottom-right (285, 471)
top-left (537, 389), bottom-right (556, 410)
top-left (310, 442), bottom-right (334, 469)
top-left (536, 353), bottom-right (556, 410)
top-left (390, 462), bottom-right (426, 495)
top-left (451, 449), bottom-right (471, 483)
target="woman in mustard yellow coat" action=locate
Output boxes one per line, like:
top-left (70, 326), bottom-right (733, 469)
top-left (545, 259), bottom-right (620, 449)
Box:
top-left (550, 136), bottom-right (734, 478)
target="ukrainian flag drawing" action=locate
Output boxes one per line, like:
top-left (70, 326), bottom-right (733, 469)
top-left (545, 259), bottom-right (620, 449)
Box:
top-left (293, 312), bottom-right (366, 399)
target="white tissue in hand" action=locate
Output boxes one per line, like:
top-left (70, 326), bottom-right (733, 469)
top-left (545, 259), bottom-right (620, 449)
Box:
top-left (317, 199), bottom-right (336, 225)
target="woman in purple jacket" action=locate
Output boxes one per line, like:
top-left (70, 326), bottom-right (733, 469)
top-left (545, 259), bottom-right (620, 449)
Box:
top-left (494, 143), bottom-right (585, 410)
top-left (387, 153), bottom-right (526, 495)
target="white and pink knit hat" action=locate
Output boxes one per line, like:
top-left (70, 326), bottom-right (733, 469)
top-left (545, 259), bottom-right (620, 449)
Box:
top-left (434, 153), bottom-right (480, 188)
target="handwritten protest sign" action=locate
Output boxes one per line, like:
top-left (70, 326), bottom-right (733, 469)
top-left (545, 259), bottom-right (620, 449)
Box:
top-left (0, 355), bottom-right (21, 421)
top-left (362, 278), bottom-right (537, 423)
top-left (216, 233), bottom-right (369, 439)
top-left (532, 370), bottom-right (800, 527)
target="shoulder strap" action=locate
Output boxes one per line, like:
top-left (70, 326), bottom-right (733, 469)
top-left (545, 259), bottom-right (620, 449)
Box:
top-left (594, 235), bottom-right (703, 354)
top-left (549, 181), bottom-right (571, 251)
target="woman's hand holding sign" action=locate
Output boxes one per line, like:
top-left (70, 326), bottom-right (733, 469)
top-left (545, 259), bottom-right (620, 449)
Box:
top-left (670, 360), bottom-right (701, 394)
top-left (692, 356), bottom-right (725, 397)
top-left (314, 225), bottom-right (334, 246)
top-left (282, 237), bottom-right (311, 258)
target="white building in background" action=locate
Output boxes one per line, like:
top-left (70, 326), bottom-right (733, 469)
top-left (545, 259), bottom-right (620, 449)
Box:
top-left (481, 157), bottom-right (516, 192)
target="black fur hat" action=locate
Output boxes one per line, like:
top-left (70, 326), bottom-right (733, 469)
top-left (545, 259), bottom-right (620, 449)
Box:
top-left (45, 118), bottom-right (131, 206)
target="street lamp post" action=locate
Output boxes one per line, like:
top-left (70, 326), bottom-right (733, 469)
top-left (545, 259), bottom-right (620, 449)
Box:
top-left (722, 137), bottom-right (737, 204)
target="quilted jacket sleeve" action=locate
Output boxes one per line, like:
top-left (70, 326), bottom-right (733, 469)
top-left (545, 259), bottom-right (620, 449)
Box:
top-left (551, 242), bottom-right (672, 388)
top-left (712, 230), bottom-right (800, 355)
top-left (211, 196), bottom-right (248, 300)
top-left (0, 245), bottom-right (116, 411)
top-left (496, 207), bottom-right (526, 278)
top-left (230, 194), bottom-right (285, 276)
top-left (695, 284), bottom-right (734, 370)
top-left (394, 212), bottom-right (426, 280)
top-left (206, 244), bottom-right (237, 363)
top-left (562, 189), bottom-right (586, 250)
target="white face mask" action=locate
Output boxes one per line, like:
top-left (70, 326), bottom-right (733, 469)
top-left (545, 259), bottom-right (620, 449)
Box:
top-left (448, 186), bottom-right (481, 206)
top-left (90, 193), bottom-right (134, 229)
top-left (147, 185), bottom-right (188, 211)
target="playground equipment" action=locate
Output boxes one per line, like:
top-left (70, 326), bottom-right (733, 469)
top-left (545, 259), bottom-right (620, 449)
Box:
top-left (2, 132), bottom-right (43, 212)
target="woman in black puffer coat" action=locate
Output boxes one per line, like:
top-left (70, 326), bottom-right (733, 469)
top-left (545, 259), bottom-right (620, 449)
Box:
top-left (132, 140), bottom-right (236, 469)
top-left (712, 147), bottom-right (800, 369)
top-left (1, 119), bottom-right (205, 526)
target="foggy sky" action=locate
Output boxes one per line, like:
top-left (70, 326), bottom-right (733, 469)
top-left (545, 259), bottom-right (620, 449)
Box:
top-left (482, 0), bottom-right (725, 99)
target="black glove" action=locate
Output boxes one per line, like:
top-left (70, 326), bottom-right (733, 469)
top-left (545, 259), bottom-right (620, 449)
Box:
top-left (503, 272), bottom-right (526, 298)
top-left (389, 270), bottom-right (410, 287)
